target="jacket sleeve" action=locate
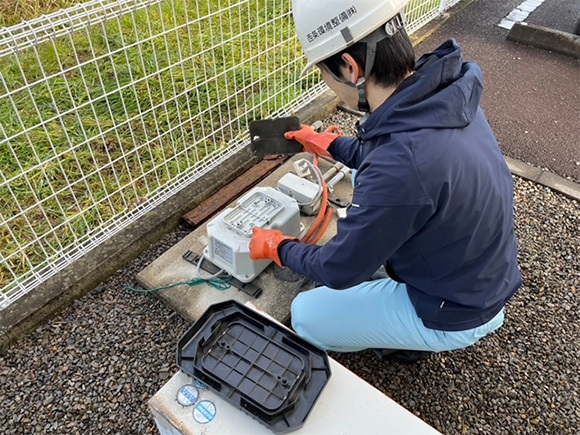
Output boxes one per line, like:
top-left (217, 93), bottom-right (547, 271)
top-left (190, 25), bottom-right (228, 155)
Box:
top-left (279, 202), bottom-right (433, 289)
top-left (278, 152), bottom-right (435, 289)
top-left (328, 136), bottom-right (363, 169)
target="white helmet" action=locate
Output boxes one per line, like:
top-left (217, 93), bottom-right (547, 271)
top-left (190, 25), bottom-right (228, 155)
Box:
top-left (293, 0), bottom-right (410, 73)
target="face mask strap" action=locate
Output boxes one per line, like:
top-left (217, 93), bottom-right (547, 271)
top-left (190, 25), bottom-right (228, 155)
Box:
top-left (358, 13), bottom-right (405, 123)
top-left (318, 62), bottom-right (357, 88)
top-left (357, 26), bottom-right (385, 118)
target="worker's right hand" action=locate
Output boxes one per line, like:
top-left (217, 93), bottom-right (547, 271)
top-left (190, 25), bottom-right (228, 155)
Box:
top-left (285, 125), bottom-right (342, 159)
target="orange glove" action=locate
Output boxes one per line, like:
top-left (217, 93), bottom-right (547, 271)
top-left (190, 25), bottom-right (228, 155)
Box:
top-left (284, 125), bottom-right (343, 159)
top-left (249, 227), bottom-right (298, 267)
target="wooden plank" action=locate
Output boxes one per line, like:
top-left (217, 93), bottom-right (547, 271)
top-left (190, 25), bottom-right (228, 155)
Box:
top-left (183, 156), bottom-right (288, 228)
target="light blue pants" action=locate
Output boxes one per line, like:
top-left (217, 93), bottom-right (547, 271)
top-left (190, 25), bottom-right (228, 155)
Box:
top-left (291, 278), bottom-right (505, 353)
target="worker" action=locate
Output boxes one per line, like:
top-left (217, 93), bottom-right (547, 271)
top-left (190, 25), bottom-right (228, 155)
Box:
top-left (250, 0), bottom-right (522, 362)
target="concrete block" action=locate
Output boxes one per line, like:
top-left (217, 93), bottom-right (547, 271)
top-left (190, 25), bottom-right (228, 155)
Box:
top-left (0, 333), bottom-right (11, 353)
top-left (505, 156), bottom-right (580, 202)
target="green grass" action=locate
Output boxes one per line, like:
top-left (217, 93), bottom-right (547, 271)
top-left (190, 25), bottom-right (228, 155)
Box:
top-left (0, 0), bottom-right (442, 293)
top-left (0, 1), bottom-right (82, 28)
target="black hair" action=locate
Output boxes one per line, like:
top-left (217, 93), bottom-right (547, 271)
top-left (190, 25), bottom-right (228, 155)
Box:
top-left (321, 28), bottom-right (415, 87)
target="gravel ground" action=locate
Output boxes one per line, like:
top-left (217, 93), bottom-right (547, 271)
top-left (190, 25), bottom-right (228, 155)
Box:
top-left (1, 110), bottom-right (579, 434)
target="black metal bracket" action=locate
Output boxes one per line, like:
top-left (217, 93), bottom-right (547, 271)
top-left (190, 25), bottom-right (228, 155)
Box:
top-left (182, 250), bottom-right (262, 298)
top-left (328, 194), bottom-right (350, 208)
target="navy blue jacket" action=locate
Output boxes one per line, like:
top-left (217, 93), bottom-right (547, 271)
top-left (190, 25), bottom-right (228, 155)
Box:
top-left (280, 39), bottom-right (521, 331)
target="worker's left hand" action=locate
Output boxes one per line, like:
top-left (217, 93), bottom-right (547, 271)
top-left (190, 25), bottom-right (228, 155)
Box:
top-left (249, 227), bottom-right (298, 267)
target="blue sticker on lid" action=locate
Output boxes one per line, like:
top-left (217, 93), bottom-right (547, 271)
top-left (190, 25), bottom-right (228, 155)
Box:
top-left (176, 384), bottom-right (199, 407)
top-left (193, 400), bottom-right (216, 424)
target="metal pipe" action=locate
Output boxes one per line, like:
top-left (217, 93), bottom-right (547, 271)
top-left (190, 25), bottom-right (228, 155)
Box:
top-left (322, 162), bottom-right (344, 182)
top-left (327, 166), bottom-right (351, 192)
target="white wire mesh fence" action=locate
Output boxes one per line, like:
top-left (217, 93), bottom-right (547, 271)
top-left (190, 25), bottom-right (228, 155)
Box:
top-left (0, 0), bottom-right (462, 309)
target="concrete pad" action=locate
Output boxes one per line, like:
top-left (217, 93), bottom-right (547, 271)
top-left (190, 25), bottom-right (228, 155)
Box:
top-left (136, 155), bottom-right (353, 323)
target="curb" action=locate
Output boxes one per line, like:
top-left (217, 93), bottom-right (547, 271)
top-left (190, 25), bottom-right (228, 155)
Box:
top-left (507, 22), bottom-right (580, 59)
top-left (505, 157), bottom-right (580, 202)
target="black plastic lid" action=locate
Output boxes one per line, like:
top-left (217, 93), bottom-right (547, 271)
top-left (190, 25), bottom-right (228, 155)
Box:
top-left (177, 300), bottom-right (331, 433)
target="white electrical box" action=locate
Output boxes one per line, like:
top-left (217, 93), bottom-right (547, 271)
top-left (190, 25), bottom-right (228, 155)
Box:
top-left (204, 186), bottom-right (301, 282)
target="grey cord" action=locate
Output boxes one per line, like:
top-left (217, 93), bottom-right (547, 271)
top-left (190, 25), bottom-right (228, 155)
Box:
top-left (296, 160), bottom-right (324, 207)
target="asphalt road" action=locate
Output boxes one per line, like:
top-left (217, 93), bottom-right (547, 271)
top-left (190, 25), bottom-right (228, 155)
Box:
top-left (415, 0), bottom-right (580, 183)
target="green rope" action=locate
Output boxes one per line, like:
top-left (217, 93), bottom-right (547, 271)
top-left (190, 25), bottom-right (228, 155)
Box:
top-left (125, 277), bottom-right (230, 294)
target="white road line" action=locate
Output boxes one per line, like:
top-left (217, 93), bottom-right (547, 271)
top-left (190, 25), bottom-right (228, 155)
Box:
top-left (498, 0), bottom-right (546, 30)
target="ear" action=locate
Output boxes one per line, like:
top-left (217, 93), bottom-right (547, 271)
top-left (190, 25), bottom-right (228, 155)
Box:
top-left (341, 53), bottom-right (362, 84)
